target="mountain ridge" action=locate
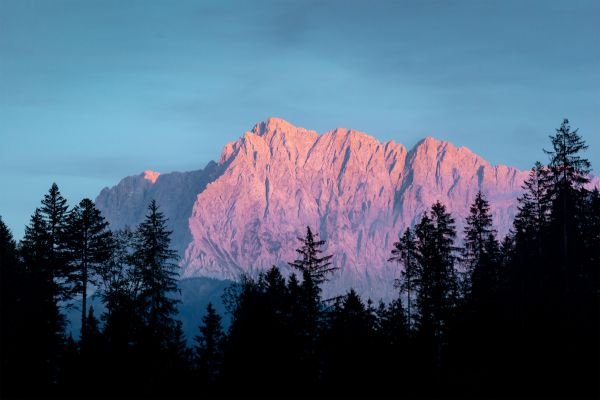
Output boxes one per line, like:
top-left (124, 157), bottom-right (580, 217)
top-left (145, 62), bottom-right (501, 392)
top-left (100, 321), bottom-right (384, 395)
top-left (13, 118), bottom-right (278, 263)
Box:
top-left (95, 118), bottom-right (598, 299)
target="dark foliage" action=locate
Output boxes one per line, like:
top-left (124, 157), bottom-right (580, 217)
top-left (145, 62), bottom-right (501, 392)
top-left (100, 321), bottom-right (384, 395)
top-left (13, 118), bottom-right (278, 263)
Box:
top-left (0, 119), bottom-right (598, 398)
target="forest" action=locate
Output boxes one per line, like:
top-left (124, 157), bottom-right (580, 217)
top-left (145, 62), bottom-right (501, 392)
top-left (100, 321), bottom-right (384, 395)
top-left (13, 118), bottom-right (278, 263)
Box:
top-left (0, 119), bottom-right (598, 398)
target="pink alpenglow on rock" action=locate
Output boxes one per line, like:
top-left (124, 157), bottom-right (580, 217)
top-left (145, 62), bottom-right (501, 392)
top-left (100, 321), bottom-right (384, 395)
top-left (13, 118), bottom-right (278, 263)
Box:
top-left (96, 118), bottom-right (600, 300)
top-left (143, 170), bottom-right (161, 184)
top-left (182, 118), bottom-right (530, 299)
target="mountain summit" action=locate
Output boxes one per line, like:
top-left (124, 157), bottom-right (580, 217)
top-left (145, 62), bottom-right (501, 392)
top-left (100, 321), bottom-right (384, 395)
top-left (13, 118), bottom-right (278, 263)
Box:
top-left (97, 118), bottom-right (532, 298)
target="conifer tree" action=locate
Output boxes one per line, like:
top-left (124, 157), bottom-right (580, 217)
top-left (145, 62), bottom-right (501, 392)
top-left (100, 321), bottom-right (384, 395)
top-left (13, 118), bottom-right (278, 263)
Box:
top-left (513, 162), bottom-right (552, 254)
top-left (543, 120), bottom-right (591, 287)
top-left (194, 303), bottom-right (225, 384)
top-left (463, 191), bottom-right (500, 297)
top-left (132, 200), bottom-right (180, 347)
top-left (65, 198), bottom-right (112, 345)
top-left (39, 183), bottom-right (71, 299)
top-left (412, 202), bottom-right (459, 382)
top-left (20, 207), bottom-right (66, 389)
top-left (389, 227), bottom-right (419, 329)
top-left (97, 228), bottom-right (136, 321)
top-left (20, 184), bottom-right (71, 388)
top-left (288, 227), bottom-right (335, 387)
top-left (545, 119), bottom-right (591, 192)
top-left (288, 226), bottom-right (336, 286)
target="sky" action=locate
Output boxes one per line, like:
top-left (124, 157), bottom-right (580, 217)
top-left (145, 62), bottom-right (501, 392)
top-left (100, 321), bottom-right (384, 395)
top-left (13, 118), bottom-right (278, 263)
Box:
top-left (1, 0), bottom-right (599, 239)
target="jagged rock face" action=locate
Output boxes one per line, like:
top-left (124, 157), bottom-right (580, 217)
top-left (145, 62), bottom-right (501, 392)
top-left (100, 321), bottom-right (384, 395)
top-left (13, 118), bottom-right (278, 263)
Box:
top-left (181, 118), bottom-right (529, 299)
top-left (98, 118), bottom-right (600, 300)
top-left (95, 162), bottom-right (223, 256)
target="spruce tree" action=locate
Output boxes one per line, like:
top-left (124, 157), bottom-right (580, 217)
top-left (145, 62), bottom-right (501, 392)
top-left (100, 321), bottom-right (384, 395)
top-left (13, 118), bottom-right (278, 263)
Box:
top-left (97, 228), bottom-right (136, 322)
top-left (513, 161), bottom-right (552, 256)
top-left (412, 202), bottom-right (459, 384)
top-left (65, 198), bottom-right (112, 346)
top-left (544, 119), bottom-right (591, 275)
top-left (39, 183), bottom-right (71, 300)
top-left (132, 200), bottom-right (180, 348)
top-left (389, 227), bottom-right (419, 329)
top-left (288, 227), bottom-right (335, 387)
top-left (545, 118), bottom-right (591, 191)
top-left (20, 207), bottom-right (65, 389)
top-left (463, 191), bottom-right (500, 298)
top-left (194, 303), bottom-right (225, 384)
top-left (288, 226), bottom-right (336, 286)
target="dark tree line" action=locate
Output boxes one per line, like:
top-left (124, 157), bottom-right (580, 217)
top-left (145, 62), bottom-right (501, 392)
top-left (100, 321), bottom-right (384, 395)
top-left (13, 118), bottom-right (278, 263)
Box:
top-left (0, 119), bottom-right (598, 398)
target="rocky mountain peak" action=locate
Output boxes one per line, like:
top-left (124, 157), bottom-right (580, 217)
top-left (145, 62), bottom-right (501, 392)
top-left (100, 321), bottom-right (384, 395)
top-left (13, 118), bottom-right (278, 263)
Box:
top-left (143, 170), bottom-right (161, 184)
top-left (97, 118), bottom-right (596, 300)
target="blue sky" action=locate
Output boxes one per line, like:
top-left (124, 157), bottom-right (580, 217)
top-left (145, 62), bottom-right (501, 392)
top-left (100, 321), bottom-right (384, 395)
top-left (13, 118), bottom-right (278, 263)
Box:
top-left (1, 0), bottom-right (599, 239)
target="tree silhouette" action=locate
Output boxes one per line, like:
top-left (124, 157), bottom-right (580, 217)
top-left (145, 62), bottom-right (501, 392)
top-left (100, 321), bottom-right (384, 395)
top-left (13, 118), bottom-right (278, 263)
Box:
top-left (389, 227), bottom-right (419, 329)
top-left (288, 226), bottom-right (336, 285)
top-left (65, 198), bottom-right (112, 346)
top-left (194, 302), bottom-right (225, 384)
top-left (40, 183), bottom-right (71, 300)
top-left (413, 202), bottom-right (459, 385)
top-left (323, 289), bottom-right (377, 390)
top-left (132, 200), bottom-right (180, 348)
top-left (20, 184), bottom-right (72, 392)
top-left (463, 191), bottom-right (500, 298)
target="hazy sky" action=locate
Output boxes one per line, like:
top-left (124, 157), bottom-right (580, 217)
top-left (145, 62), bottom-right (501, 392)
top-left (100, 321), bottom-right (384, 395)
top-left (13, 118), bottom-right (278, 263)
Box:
top-left (1, 0), bottom-right (599, 238)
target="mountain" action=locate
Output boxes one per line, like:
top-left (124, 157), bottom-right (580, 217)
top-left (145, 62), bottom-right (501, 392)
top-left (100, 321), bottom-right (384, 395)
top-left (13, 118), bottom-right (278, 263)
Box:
top-left (95, 118), bottom-right (597, 300)
top-left (95, 162), bottom-right (224, 256)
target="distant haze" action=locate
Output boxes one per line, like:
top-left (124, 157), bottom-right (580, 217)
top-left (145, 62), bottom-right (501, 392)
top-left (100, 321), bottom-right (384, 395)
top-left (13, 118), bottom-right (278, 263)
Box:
top-left (1, 0), bottom-right (598, 238)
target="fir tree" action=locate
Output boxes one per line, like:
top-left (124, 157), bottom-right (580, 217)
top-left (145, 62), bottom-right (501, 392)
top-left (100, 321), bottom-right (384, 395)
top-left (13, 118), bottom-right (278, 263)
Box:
top-left (65, 198), bottom-right (112, 346)
top-left (20, 207), bottom-right (66, 390)
top-left (39, 183), bottom-right (71, 299)
top-left (389, 227), bottom-right (419, 329)
top-left (545, 118), bottom-right (591, 191)
top-left (413, 202), bottom-right (459, 383)
top-left (132, 200), bottom-right (180, 348)
top-left (513, 161), bottom-right (551, 255)
top-left (544, 119), bottom-right (591, 275)
top-left (288, 226), bottom-right (336, 286)
top-left (463, 191), bottom-right (500, 298)
top-left (194, 303), bottom-right (225, 384)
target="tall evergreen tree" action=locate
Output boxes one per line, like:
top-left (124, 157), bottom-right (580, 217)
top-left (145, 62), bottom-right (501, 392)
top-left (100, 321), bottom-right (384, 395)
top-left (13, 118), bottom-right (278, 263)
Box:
top-left (20, 207), bottom-right (66, 390)
top-left (132, 200), bottom-right (180, 348)
top-left (545, 118), bottom-right (591, 191)
top-left (463, 191), bottom-right (500, 298)
top-left (287, 227), bottom-right (336, 387)
top-left (18, 184), bottom-right (73, 390)
top-left (513, 162), bottom-right (552, 263)
top-left (194, 303), bottom-right (225, 384)
top-left (288, 226), bottom-right (336, 286)
top-left (39, 183), bottom-right (71, 300)
top-left (412, 202), bottom-right (459, 385)
top-left (389, 227), bottom-right (419, 329)
top-left (65, 198), bottom-right (112, 346)
top-left (544, 119), bottom-right (591, 273)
